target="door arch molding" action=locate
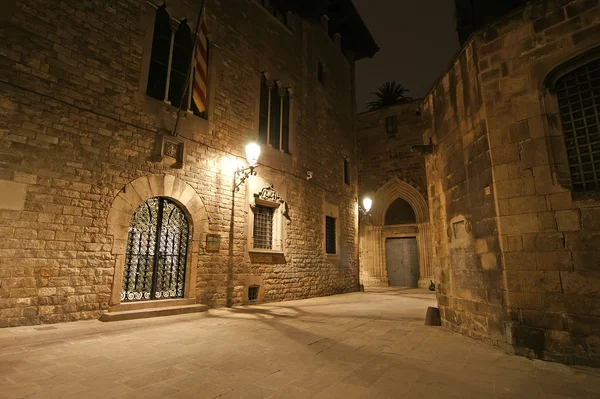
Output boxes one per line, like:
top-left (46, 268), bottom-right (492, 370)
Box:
top-left (106, 174), bottom-right (208, 305)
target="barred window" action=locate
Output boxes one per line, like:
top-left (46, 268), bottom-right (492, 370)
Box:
top-left (253, 205), bottom-right (274, 249)
top-left (556, 58), bottom-right (600, 192)
top-left (325, 216), bottom-right (336, 254)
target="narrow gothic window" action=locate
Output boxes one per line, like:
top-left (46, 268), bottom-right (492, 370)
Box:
top-left (269, 82), bottom-right (281, 150)
top-left (122, 197), bottom-right (189, 302)
top-left (556, 58), bottom-right (600, 192)
top-left (318, 61), bottom-right (324, 84)
top-left (386, 115), bottom-right (398, 136)
top-left (146, 7), bottom-right (208, 118)
top-left (253, 205), bottom-right (274, 249)
top-left (325, 216), bottom-right (336, 254)
top-left (258, 75), bottom-right (290, 153)
top-left (343, 157), bottom-right (350, 185)
top-left (146, 5), bottom-right (171, 101)
top-left (259, 75), bottom-right (270, 145)
top-left (281, 89), bottom-right (290, 153)
top-left (169, 21), bottom-right (193, 109)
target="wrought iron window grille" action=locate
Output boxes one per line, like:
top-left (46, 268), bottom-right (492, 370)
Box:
top-left (325, 216), bottom-right (336, 255)
top-left (556, 57), bottom-right (600, 192)
top-left (121, 197), bottom-right (189, 302)
top-left (248, 285), bottom-right (260, 301)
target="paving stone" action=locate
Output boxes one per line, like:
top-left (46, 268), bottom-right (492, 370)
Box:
top-left (0, 289), bottom-right (599, 398)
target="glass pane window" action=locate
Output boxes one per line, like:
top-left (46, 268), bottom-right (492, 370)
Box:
top-left (253, 205), bottom-right (274, 249)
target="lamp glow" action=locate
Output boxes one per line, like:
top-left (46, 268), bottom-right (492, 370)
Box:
top-left (363, 197), bottom-right (372, 213)
top-left (245, 143), bottom-right (260, 167)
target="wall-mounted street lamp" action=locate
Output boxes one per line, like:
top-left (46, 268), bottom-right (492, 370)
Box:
top-left (234, 143), bottom-right (261, 191)
top-left (358, 197), bottom-right (372, 220)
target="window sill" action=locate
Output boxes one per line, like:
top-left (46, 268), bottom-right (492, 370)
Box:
top-left (249, 248), bottom-right (284, 255)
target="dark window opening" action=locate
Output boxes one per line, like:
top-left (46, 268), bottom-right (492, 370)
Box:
top-left (343, 157), bottom-right (350, 185)
top-left (168, 21), bottom-right (193, 110)
top-left (259, 75), bottom-right (270, 145)
top-left (318, 61), bottom-right (324, 84)
top-left (385, 198), bottom-right (416, 225)
top-left (281, 89), bottom-right (290, 153)
top-left (248, 285), bottom-right (259, 301)
top-left (556, 58), bottom-right (600, 192)
top-left (325, 216), bottom-right (336, 254)
top-left (146, 6), bottom-right (171, 101)
top-left (269, 82), bottom-right (281, 150)
top-left (386, 115), bottom-right (398, 136)
top-left (253, 205), bottom-right (274, 249)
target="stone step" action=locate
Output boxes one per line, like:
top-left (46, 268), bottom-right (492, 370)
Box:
top-left (99, 303), bottom-right (209, 322)
top-left (109, 298), bottom-right (196, 312)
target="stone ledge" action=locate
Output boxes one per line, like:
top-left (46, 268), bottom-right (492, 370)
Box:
top-left (99, 303), bottom-right (208, 322)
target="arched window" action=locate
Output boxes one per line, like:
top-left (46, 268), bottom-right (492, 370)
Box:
top-left (146, 7), bottom-right (208, 118)
top-left (555, 58), bottom-right (600, 192)
top-left (121, 197), bottom-right (189, 302)
top-left (146, 5), bottom-right (171, 101)
top-left (258, 74), bottom-right (290, 153)
top-left (385, 198), bottom-right (416, 225)
top-left (258, 75), bottom-right (270, 145)
top-left (269, 82), bottom-right (281, 150)
top-left (169, 21), bottom-right (193, 109)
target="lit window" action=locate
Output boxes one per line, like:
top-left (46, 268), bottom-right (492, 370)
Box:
top-left (325, 216), bottom-right (336, 254)
top-left (253, 205), bottom-right (274, 249)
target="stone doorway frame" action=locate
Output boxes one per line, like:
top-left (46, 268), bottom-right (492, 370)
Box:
top-left (360, 177), bottom-right (433, 288)
top-left (106, 174), bottom-right (209, 306)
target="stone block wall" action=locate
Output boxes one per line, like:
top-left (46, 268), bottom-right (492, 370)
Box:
top-left (357, 101), bottom-right (426, 196)
top-left (0, 0), bottom-right (362, 326)
top-left (356, 102), bottom-right (433, 288)
top-left (423, 0), bottom-right (600, 366)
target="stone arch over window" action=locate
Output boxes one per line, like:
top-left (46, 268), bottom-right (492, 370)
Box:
top-left (543, 46), bottom-right (600, 193)
top-left (107, 174), bottom-right (208, 306)
top-left (371, 177), bottom-right (428, 225)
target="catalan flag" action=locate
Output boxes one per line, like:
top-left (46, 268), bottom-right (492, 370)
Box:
top-left (192, 11), bottom-right (208, 113)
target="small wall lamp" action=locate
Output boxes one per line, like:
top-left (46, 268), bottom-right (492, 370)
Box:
top-left (234, 142), bottom-right (261, 191)
top-left (359, 197), bottom-right (372, 220)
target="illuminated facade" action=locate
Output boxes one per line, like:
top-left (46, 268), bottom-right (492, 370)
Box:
top-left (0, 0), bottom-right (377, 325)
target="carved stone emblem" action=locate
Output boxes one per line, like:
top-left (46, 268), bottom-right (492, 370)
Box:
top-left (258, 182), bottom-right (282, 203)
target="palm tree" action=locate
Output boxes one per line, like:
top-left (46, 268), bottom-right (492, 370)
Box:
top-left (367, 81), bottom-right (413, 110)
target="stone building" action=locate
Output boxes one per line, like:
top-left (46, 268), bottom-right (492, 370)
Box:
top-left (423, 0), bottom-right (600, 366)
top-left (0, 0), bottom-right (377, 326)
top-left (357, 101), bottom-right (434, 288)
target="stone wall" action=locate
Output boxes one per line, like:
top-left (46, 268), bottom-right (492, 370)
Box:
top-left (423, 0), bottom-right (600, 366)
top-left (356, 102), bottom-right (433, 288)
top-left (0, 0), bottom-right (363, 326)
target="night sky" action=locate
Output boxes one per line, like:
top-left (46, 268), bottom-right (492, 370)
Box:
top-left (353, 0), bottom-right (460, 111)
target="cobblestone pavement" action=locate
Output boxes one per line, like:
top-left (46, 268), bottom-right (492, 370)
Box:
top-left (1, 288), bottom-right (599, 399)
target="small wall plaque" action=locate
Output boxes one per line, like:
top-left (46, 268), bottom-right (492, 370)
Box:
top-left (206, 234), bottom-right (221, 252)
top-left (157, 134), bottom-right (184, 168)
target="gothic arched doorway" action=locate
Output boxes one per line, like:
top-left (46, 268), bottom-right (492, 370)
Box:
top-left (384, 198), bottom-right (420, 287)
top-left (121, 197), bottom-right (190, 302)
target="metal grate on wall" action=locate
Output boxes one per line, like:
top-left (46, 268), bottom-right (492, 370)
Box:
top-left (253, 205), bottom-right (274, 249)
top-left (325, 216), bottom-right (336, 254)
top-left (556, 58), bottom-right (600, 192)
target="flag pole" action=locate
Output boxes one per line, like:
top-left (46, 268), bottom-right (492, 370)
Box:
top-left (172, 0), bottom-right (206, 137)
